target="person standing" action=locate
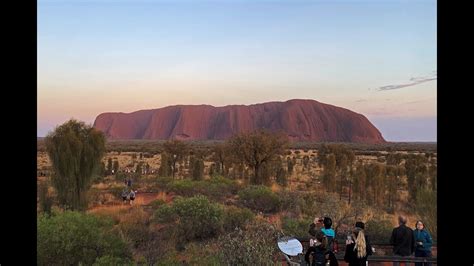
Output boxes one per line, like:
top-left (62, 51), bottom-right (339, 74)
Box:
top-left (390, 215), bottom-right (414, 266)
top-left (129, 190), bottom-right (136, 205)
top-left (413, 220), bottom-right (433, 266)
top-left (344, 221), bottom-right (373, 266)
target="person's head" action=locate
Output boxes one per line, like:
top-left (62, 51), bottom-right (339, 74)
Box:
top-left (416, 220), bottom-right (424, 230)
top-left (323, 217), bottom-right (333, 229)
top-left (355, 221), bottom-right (365, 230)
top-left (398, 215), bottom-right (407, 225)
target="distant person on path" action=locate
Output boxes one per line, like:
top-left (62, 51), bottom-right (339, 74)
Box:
top-left (127, 178), bottom-right (132, 188)
top-left (121, 189), bottom-right (129, 204)
top-left (390, 215), bottom-right (414, 266)
top-left (129, 190), bottom-right (136, 205)
top-left (344, 221), bottom-right (373, 266)
top-left (413, 220), bottom-right (433, 266)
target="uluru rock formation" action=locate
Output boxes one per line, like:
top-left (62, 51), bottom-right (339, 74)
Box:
top-left (93, 99), bottom-right (385, 143)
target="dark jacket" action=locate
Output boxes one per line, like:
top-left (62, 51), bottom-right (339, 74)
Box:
top-left (413, 229), bottom-right (433, 252)
top-left (390, 224), bottom-right (414, 256)
top-left (344, 243), bottom-right (366, 266)
top-left (344, 235), bottom-right (373, 266)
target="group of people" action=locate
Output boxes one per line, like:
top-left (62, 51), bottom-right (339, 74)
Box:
top-left (302, 215), bottom-right (433, 266)
top-left (390, 215), bottom-right (433, 266)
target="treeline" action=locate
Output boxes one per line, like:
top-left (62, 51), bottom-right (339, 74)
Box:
top-left (317, 144), bottom-right (437, 209)
top-left (37, 138), bottom-right (437, 153)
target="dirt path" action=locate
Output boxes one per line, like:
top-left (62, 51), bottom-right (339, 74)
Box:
top-left (87, 191), bottom-right (173, 214)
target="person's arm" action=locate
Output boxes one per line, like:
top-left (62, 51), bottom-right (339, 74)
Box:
top-left (424, 231), bottom-right (433, 250)
top-left (308, 223), bottom-right (319, 237)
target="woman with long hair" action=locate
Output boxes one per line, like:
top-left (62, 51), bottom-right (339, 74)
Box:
top-left (344, 222), bottom-right (373, 266)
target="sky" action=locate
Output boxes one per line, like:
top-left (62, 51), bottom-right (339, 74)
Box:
top-left (38, 0), bottom-right (437, 141)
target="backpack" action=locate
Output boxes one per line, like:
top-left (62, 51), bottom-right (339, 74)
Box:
top-left (312, 247), bottom-right (326, 265)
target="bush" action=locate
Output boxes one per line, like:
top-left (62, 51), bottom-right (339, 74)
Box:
top-left (276, 167), bottom-right (288, 186)
top-left (93, 255), bottom-right (133, 266)
top-left (154, 195), bottom-right (224, 241)
top-left (117, 208), bottom-right (151, 249)
top-left (155, 176), bottom-right (174, 188)
top-left (279, 190), bottom-right (305, 217)
top-left (109, 184), bottom-right (126, 200)
top-left (281, 217), bottom-right (311, 237)
top-left (218, 220), bottom-right (280, 265)
top-left (365, 218), bottom-right (394, 244)
top-left (37, 211), bottom-right (131, 266)
top-left (115, 171), bottom-right (127, 182)
top-left (238, 185), bottom-right (280, 213)
top-left (38, 181), bottom-right (53, 215)
top-left (149, 199), bottom-right (167, 209)
top-left (166, 176), bottom-right (239, 201)
top-left (415, 189), bottom-right (437, 240)
top-left (223, 206), bottom-right (255, 231)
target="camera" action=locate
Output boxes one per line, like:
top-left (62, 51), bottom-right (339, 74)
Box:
top-left (317, 218), bottom-right (324, 223)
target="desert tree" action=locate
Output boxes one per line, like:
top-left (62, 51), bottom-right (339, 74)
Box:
top-left (287, 157), bottom-right (295, 175)
top-left (192, 158), bottom-right (205, 180)
top-left (429, 164), bottom-right (437, 191)
top-left (106, 158), bottom-right (113, 175)
top-left (322, 154), bottom-right (337, 192)
top-left (113, 160), bottom-right (119, 174)
top-left (158, 153), bottom-right (172, 177)
top-left (227, 130), bottom-right (288, 185)
top-left (415, 189), bottom-right (437, 240)
top-left (162, 139), bottom-right (189, 178)
top-left (302, 155), bottom-right (310, 171)
top-left (45, 119), bottom-right (106, 211)
top-left (352, 162), bottom-right (367, 202)
top-left (385, 165), bottom-right (401, 209)
top-left (211, 143), bottom-right (231, 176)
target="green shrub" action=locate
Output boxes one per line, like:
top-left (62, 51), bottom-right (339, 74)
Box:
top-left (115, 171), bottom-right (127, 182)
top-left (109, 185), bottom-right (126, 200)
top-left (37, 211), bottom-right (131, 266)
top-left (93, 255), bottom-right (133, 266)
top-left (38, 181), bottom-right (53, 215)
top-left (154, 195), bottom-right (224, 241)
top-left (281, 216), bottom-right (311, 237)
top-left (279, 190), bottom-right (305, 216)
top-left (166, 177), bottom-right (239, 201)
top-left (150, 199), bottom-right (167, 209)
top-left (148, 176), bottom-right (173, 191)
top-left (238, 185), bottom-right (280, 213)
top-left (223, 206), bottom-right (255, 231)
top-left (276, 167), bottom-right (288, 186)
top-left (365, 218), bottom-right (394, 244)
top-left (218, 220), bottom-right (279, 265)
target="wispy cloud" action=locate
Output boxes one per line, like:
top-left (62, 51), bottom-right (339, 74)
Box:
top-left (376, 71), bottom-right (437, 91)
top-left (355, 99), bottom-right (367, 102)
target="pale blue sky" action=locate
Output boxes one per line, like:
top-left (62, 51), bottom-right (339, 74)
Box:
top-left (38, 0), bottom-right (436, 141)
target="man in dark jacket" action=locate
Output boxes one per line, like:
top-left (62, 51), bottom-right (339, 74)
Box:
top-left (390, 215), bottom-right (414, 266)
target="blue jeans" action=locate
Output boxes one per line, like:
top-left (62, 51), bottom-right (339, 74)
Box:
top-left (414, 250), bottom-right (432, 266)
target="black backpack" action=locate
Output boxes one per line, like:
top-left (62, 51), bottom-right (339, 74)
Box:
top-left (312, 246), bottom-right (326, 265)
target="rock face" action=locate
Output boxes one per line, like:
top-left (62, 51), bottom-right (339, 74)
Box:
top-left (93, 99), bottom-right (385, 143)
